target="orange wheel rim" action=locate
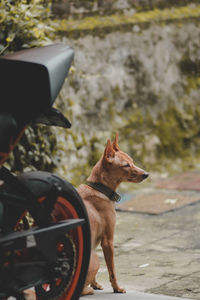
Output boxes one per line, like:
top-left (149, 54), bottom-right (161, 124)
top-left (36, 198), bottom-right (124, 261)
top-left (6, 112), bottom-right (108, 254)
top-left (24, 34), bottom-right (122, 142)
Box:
top-left (53, 197), bottom-right (84, 300)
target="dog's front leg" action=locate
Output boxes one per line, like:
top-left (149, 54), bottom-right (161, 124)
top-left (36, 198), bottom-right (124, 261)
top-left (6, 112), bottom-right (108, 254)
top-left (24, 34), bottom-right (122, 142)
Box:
top-left (101, 237), bottom-right (126, 293)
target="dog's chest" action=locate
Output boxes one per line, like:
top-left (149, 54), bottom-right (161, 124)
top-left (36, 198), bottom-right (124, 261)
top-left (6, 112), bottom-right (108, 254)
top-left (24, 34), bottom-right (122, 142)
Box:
top-left (87, 199), bottom-right (116, 248)
top-left (78, 185), bottom-right (116, 248)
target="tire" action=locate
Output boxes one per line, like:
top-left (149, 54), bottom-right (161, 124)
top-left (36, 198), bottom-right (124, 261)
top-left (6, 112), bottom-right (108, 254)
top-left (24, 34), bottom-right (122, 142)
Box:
top-left (3, 171), bottom-right (91, 300)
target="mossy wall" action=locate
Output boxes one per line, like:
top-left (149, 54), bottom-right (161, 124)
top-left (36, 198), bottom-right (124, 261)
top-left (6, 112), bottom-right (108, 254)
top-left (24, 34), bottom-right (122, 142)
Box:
top-left (5, 2), bottom-right (200, 190)
top-left (53, 11), bottom-right (200, 185)
top-left (52, 0), bottom-right (200, 17)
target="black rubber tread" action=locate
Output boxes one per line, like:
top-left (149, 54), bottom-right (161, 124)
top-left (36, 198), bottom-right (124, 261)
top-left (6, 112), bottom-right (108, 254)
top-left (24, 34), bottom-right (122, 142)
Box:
top-left (3, 171), bottom-right (91, 300)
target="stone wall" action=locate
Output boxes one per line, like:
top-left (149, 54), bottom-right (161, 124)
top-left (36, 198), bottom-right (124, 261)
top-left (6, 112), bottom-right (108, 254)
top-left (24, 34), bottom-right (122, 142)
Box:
top-left (52, 0), bottom-right (199, 17)
top-left (7, 3), bottom-right (200, 188)
top-left (51, 16), bottom-right (200, 185)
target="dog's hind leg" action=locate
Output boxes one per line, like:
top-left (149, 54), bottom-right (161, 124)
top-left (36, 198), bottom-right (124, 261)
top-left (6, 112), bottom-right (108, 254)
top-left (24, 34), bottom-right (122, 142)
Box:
top-left (82, 250), bottom-right (102, 295)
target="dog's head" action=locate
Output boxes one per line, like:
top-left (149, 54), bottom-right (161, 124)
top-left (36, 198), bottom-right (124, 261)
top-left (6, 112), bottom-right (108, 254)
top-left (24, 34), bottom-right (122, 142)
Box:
top-left (102, 133), bottom-right (149, 184)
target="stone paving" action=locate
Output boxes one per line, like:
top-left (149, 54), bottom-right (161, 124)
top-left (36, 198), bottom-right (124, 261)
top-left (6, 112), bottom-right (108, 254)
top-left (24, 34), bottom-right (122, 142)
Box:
top-left (83, 289), bottom-right (193, 300)
top-left (93, 174), bottom-right (200, 299)
top-left (9, 172), bottom-right (200, 300)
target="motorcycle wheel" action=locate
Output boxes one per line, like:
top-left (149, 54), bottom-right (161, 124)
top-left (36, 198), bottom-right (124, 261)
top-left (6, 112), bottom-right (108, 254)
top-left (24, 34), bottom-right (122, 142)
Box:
top-left (4, 171), bottom-right (91, 300)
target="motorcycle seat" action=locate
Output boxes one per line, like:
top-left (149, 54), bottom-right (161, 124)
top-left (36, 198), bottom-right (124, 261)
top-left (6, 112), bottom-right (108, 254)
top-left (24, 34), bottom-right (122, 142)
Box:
top-left (0, 44), bottom-right (74, 126)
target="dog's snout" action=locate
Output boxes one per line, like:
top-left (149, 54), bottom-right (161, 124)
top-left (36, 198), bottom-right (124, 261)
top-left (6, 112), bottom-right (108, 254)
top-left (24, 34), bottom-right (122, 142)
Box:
top-left (142, 172), bottom-right (149, 179)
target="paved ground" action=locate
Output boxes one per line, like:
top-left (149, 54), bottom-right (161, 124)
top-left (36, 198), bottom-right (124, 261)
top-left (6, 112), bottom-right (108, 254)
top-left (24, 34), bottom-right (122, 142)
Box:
top-left (90, 173), bottom-right (200, 300)
top-left (82, 289), bottom-right (193, 300)
top-left (8, 171), bottom-right (200, 300)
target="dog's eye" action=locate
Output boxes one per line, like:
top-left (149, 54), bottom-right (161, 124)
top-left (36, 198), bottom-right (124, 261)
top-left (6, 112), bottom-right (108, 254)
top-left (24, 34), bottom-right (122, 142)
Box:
top-left (123, 164), bottom-right (130, 168)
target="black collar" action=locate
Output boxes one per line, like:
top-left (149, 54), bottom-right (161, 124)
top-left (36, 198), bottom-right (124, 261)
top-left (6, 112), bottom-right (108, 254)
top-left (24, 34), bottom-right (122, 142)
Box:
top-left (86, 181), bottom-right (121, 202)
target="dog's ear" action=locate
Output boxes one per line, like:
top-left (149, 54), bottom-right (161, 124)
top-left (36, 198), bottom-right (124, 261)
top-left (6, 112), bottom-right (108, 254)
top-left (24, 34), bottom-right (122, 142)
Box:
top-left (112, 133), bottom-right (120, 151)
top-left (104, 139), bottom-right (115, 161)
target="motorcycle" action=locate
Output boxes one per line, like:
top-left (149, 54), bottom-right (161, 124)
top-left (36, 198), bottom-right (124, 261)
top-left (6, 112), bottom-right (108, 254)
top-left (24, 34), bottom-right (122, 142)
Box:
top-left (0, 44), bottom-right (91, 300)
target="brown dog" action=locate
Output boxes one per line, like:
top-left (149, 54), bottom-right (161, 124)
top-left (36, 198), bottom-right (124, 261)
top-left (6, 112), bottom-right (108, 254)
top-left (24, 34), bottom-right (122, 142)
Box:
top-left (78, 133), bottom-right (149, 296)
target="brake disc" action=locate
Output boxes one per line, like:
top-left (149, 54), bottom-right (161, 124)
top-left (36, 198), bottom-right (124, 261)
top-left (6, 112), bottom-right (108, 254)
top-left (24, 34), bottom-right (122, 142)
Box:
top-left (35, 234), bottom-right (77, 300)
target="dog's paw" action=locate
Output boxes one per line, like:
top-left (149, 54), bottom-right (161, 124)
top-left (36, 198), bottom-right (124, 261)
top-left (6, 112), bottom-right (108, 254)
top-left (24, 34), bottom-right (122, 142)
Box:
top-left (81, 286), bottom-right (94, 296)
top-left (113, 287), bottom-right (126, 294)
top-left (91, 282), bottom-right (104, 290)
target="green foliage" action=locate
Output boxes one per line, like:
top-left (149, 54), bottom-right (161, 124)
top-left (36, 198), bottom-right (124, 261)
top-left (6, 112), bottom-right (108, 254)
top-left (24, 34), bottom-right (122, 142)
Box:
top-left (6, 125), bottom-right (57, 173)
top-left (0, 0), bottom-right (54, 54)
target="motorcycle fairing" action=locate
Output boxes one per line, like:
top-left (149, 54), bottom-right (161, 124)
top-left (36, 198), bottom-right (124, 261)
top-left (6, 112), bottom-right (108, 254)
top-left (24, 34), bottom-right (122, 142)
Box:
top-left (33, 107), bottom-right (71, 128)
top-left (0, 43), bottom-right (74, 126)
